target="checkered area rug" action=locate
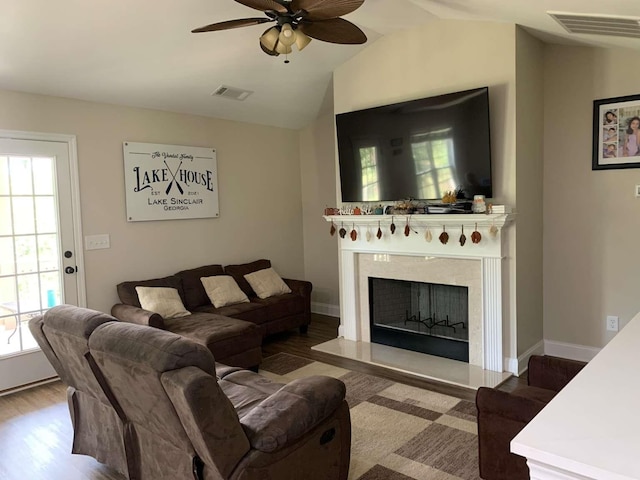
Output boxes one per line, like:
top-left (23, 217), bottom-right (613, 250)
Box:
top-left (259, 353), bottom-right (480, 480)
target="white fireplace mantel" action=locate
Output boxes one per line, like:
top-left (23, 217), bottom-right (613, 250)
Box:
top-left (324, 213), bottom-right (514, 373)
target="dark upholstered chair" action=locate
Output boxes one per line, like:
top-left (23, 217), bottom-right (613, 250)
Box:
top-left (28, 305), bottom-right (130, 478)
top-left (88, 320), bottom-right (351, 480)
top-left (476, 355), bottom-right (587, 480)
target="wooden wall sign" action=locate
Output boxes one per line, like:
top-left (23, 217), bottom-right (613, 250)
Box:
top-left (123, 142), bottom-right (219, 222)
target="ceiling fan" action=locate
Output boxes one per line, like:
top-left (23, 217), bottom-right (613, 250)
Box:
top-left (192, 0), bottom-right (367, 62)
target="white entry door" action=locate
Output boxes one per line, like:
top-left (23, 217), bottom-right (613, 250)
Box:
top-left (0, 133), bottom-right (84, 391)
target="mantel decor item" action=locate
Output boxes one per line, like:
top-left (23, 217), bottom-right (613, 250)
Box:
top-left (593, 93), bottom-right (640, 170)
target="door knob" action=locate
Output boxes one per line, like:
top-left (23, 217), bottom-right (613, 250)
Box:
top-left (65, 266), bottom-right (76, 274)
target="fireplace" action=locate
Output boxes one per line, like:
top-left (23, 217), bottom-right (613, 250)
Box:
top-left (321, 213), bottom-right (514, 374)
top-left (369, 277), bottom-right (469, 362)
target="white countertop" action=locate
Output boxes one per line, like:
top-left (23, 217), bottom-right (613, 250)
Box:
top-left (511, 310), bottom-right (640, 480)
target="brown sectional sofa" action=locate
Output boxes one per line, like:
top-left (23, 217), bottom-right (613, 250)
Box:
top-left (111, 259), bottom-right (312, 369)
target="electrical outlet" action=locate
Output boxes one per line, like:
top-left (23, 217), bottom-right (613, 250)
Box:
top-left (85, 234), bottom-right (110, 250)
top-left (606, 315), bottom-right (619, 332)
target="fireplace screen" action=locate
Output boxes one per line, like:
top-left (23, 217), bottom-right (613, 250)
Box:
top-left (369, 277), bottom-right (469, 362)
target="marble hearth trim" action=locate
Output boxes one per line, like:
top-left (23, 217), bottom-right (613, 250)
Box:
top-left (339, 250), bottom-right (504, 372)
top-left (358, 254), bottom-right (482, 366)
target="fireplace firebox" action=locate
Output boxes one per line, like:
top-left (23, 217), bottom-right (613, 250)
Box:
top-left (369, 277), bottom-right (469, 362)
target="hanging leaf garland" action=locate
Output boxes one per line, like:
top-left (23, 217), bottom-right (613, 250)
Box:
top-left (425, 228), bottom-right (433, 242)
top-left (471, 223), bottom-right (482, 244)
top-left (439, 225), bottom-right (449, 244)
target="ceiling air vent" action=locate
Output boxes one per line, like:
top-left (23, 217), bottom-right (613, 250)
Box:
top-left (211, 85), bottom-right (253, 101)
top-left (549, 12), bottom-right (640, 38)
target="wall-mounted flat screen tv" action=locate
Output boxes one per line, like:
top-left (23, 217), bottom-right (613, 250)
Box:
top-left (336, 87), bottom-right (492, 202)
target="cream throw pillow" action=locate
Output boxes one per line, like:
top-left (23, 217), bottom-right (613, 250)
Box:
top-left (244, 268), bottom-right (292, 299)
top-left (201, 275), bottom-right (250, 308)
top-left (135, 286), bottom-right (191, 319)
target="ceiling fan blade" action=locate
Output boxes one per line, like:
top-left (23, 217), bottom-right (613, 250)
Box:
top-left (192, 18), bottom-right (271, 33)
top-left (291, 0), bottom-right (364, 20)
top-left (299, 18), bottom-right (367, 44)
top-left (234, 0), bottom-right (288, 13)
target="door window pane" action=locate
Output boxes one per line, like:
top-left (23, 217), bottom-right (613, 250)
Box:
top-left (18, 273), bottom-right (41, 313)
top-left (0, 277), bottom-right (17, 307)
top-left (19, 314), bottom-right (38, 350)
top-left (0, 197), bottom-right (12, 235)
top-left (12, 197), bottom-right (36, 234)
top-left (9, 157), bottom-right (33, 195)
top-left (32, 157), bottom-right (54, 195)
top-left (15, 235), bottom-right (38, 274)
top-left (0, 156), bottom-right (9, 195)
top-left (35, 196), bottom-right (56, 233)
top-left (0, 237), bottom-right (15, 275)
top-left (38, 234), bottom-right (59, 272)
top-left (40, 272), bottom-right (61, 308)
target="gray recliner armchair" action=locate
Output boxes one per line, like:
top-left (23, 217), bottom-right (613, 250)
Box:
top-left (28, 305), bottom-right (130, 478)
top-left (31, 305), bottom-right (351, 479)
top-left (88, 320), bottom-right (351, 479)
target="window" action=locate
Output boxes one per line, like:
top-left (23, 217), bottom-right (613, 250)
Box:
top-left (358, 146), bottom-right (379, 201)
top-left (0, 155), bottom-right (61, 356)
top-left (411, 129), bottom-right (456, 200)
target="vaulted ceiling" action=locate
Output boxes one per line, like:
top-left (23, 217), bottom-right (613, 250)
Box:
top-left (2, 0), bottom-right (639, 128)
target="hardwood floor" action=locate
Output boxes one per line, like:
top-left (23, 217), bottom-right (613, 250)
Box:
top-left (0, 313), bottom-right (525, 479)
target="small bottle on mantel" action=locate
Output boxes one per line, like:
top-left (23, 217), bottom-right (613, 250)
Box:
top-left (472, 195), bottom-right (486, 213)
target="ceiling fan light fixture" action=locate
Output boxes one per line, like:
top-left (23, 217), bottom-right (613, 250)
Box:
top-left (275, 41), bottom-right (293, 55)
top-left (279, 23), bottom-right (296, 47)
top-left (295, 30), bottom-right (312, 51)
top-left (260, 26), bottom-right (280, 51)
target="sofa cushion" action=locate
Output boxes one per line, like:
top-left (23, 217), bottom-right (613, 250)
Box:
top-left (117, 275), bottom-right (184, 308)
top-left (224, 259), bottom-right (271, 297)
top-left (175, 264), bottom-right (225, 310)
top-left (201, 275), bottom-right (250, 308)
top-left (244, 268), bottom-right (292, 299)
top-left (163, 313), bottom-right (262, 362)
top-left (135, 286), bottom-right (191, 319)
top-left (219, 370), bottom-right (284, 418)
top-left (194, 293), bottom-right (305, 327)
top-left (194, 302), bottom-right (270, 325)
top-left (511, 385), bottom-right (558, 404)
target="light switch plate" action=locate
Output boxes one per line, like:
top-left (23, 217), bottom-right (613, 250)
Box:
top-left (85, 234), bottom-right (110, 250)
top-left (635, 184), bottom-right (640, 197)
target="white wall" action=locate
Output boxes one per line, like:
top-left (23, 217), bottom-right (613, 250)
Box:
top-left (0, 89), bottom-right (304, 314)
top-left (515, 29), bottom-right (545, 355)
top-left (543, 46), bottom-right (640, 349)
top-left (332, 20), bottom-right (524, 361)
top-left (299, 82), bottom-right (340, 313)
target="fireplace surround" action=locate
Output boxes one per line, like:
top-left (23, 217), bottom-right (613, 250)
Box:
top-left (322, 213), bottom-right (514, 374)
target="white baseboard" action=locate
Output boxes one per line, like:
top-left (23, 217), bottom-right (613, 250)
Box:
top-left (311, 302), bottom-right (340, 318)
top-left (503, 340), bottom-right (545, 376)
top-left (503, 357), bottom-right (518, 375)
top-left (544, 340), bottom-right (601, 362)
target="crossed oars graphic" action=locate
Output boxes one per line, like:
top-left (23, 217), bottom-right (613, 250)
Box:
top-left (164, 160), bottom-right (184, 195)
